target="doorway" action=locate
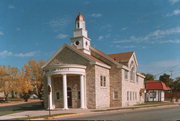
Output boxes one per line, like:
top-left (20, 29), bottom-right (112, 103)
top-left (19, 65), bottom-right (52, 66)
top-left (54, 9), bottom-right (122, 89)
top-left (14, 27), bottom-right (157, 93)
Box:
top-left (67, 87), bottom-right (72, 108)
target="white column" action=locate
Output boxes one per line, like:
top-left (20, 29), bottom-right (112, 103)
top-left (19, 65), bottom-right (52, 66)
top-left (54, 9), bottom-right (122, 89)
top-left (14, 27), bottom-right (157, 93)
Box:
top-left (47, 75), bottom-right (53, 110)
top-left (84, 75), bottom-right (87, 108)
top-left (63, 74), bottom-right (68, 109)
top-left (80, 75), bottom-right (85, 109)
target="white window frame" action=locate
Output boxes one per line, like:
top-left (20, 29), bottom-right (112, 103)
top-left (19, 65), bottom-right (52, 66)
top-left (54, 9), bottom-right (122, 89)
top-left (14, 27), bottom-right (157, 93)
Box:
top-left (113, 91), bottom-right (118, 100)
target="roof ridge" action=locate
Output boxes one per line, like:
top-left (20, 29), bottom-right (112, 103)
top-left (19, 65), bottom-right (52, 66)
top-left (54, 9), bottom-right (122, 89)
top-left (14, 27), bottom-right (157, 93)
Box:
top-left (108, 51), bottom-right (134, 55)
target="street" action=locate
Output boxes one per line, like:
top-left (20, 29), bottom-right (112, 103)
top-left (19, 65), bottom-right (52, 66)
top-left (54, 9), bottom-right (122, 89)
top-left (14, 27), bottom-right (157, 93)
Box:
top-left (56, 105), bottom-right (180, 121)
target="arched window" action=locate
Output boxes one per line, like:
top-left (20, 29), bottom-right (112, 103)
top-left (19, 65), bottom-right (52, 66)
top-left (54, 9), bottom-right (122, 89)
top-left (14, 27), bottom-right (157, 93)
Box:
top-left (130, 61), bottom-right (135, 82)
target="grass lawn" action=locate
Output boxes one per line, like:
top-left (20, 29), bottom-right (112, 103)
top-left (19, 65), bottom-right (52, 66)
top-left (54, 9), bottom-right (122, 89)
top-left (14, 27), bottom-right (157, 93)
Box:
top-left (9, 113), bottom-right (75, 120)
top-left (93, 102), bottom-right (174, 112)
top-left (135, 102), bottom-right (173, 106)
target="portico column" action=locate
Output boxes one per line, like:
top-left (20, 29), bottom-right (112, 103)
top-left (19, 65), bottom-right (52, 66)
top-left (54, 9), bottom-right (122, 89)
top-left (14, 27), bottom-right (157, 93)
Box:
top-left (80, 74), bottom-right (85, 109)
top-left (63, 74), bottom-right (68, 109)
top-left (47, 75), bottom-right (53, 109)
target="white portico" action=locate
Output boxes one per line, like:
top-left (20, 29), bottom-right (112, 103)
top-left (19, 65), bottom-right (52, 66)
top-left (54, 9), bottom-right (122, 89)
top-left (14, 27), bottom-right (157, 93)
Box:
top-left (44, 64), bottom-right (87, 110)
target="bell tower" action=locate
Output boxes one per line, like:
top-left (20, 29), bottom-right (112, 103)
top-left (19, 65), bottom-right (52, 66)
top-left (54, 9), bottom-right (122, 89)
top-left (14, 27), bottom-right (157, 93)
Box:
top-left (71, 13), bottom-right (91, 55)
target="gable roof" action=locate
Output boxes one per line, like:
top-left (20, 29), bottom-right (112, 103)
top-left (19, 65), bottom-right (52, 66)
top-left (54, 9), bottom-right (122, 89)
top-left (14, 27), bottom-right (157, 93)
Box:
top-left (42, 44), bottom-right (110, 69)
top-left (90, 46), bottom-right (123, 67)
top-left (146, 80), bottom-right (171, 90)
top-left (108, 52), bottom-right (133, 62)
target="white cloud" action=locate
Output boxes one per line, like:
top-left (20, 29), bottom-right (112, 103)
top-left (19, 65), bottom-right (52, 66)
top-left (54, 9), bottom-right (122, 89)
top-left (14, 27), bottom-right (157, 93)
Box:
top-left (113, 27), bottom-right (180, 44)
top-left (166, 9), bottom-right (180, 16)
top-left (114, 45), bottom-right (136, 48)
top-left (8, 5), bottom-right (15, 9)
top-left (121, 27), bottom-right (128, 31)
top-left (91, 13), bottom-right (102, 18)
top-left (97, 34), bottom-right (111, 41)
top-left (48, 17), bottom-right (70, 32)
top-left (49, 18), bottom-right (69, 28)
top-left (98, 36), bottom-right (104, 40)
top-left (0, 32), bottom-right (4, 36)
top-left (16, 27), bottom-right (21, 31)
top-left (169, 0), bottom-right (180, 4)
top-left (0, 50), bottom-right (36, 57)
top-left (0, 50), bottom-right (12, 56)
top-left (56, 33), bottom-right (68, 39)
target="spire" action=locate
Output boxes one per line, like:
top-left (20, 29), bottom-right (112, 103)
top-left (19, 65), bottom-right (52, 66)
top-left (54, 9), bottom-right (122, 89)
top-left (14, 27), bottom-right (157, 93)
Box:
top-left (75, 13), bottom-right (86, 30)
top-left (76, 13), bottom-right (85, 21)
top-left (71, 13), bottom-right (91, 55)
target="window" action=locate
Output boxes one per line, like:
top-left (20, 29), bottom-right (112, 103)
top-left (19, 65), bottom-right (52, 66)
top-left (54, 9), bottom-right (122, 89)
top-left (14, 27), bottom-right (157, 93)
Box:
top-left (135, 92), bottom-right (137, 100)
top-left (56, 92), bottom-right (60, 100)
top-left (100, 76), bottom-right (103, 86)
top-left (124, 70), bottom-right (128, 80)
top-left (104, 76), bottom-right (106, 86)
top-left (113, 91), bottom-right (118, 99)
top-left (130, 61), bottom-right (136, 82)
top-left (130, 67), bottom-right (134, 81)
top-left (100, 75), bottom-right (106, 87)
top-left (136, 76), bottom-right (138, 83)
top-left (130, 92), bottom-right (132, 101)
top-left (149, 91), bottom-right (156, 98)
top-left (77, 22), bottom-right (79, 28)
top-left (78, 91), bottom-right (80, 99)
top-left (127, 91), bottom-right (129, 101)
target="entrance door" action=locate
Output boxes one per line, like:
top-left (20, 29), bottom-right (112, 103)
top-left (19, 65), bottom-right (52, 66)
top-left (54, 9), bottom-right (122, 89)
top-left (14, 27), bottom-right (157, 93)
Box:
top-left (67, 87), bottom-right (72, 108)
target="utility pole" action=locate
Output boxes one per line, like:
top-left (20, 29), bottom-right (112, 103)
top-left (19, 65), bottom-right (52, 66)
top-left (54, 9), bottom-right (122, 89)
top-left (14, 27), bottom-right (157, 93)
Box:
top-left (169, 70), bottom-right (173, 79)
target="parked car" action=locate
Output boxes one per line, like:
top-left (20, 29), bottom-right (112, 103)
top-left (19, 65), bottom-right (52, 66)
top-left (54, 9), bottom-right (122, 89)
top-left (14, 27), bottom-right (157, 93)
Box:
top-left (0, 97), bottom-right (5, 103)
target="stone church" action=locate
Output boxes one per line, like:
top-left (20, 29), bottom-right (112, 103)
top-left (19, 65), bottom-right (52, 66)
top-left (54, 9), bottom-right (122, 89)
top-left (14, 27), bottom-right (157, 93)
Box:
top-left (42, 13), bottom-right (145, 110)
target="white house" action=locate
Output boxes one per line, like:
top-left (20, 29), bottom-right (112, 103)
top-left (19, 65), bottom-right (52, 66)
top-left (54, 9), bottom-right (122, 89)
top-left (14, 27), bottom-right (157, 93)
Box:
top-left (145, 80), bottom-right (170, 102)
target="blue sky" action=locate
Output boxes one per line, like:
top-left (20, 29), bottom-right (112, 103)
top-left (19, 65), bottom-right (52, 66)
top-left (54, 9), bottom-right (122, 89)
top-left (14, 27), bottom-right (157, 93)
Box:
top-left (0, 0), bottom-right (180, 79)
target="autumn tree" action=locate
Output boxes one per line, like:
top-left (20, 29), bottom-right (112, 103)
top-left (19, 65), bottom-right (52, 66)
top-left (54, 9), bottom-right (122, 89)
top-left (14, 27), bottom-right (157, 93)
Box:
top-left (24, 60), bottom-right (45, 99)
top-left (0, 66), bottom-right (19, 101)
top-left (17, 68), bottom-right (33, 102)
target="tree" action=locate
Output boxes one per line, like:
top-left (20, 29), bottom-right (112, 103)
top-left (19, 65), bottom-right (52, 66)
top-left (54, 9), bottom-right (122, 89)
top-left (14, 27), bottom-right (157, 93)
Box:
top-left (142, 73), bottom-right (155, 81)
top-left (159, 73), bottom-right (174, 88)
top-left (18, 68), bottom-right (33, 102)
top-left (0, 66), bottom-right (19, 101)
top-left (173, 77), bottom-right (180, 92)
top-left (24, 60), bottom-right (45, 99)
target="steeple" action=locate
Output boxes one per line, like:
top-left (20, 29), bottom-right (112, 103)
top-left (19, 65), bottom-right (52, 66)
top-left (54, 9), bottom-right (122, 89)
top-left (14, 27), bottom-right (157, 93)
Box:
top-left (71, 13), bottom-right (91, 55)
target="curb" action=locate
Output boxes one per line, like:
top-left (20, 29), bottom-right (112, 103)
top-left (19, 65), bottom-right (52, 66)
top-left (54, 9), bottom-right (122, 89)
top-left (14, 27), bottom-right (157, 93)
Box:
top-left (30, 113), bottom-right (85, 120)
top-left (92, 103), bottom-right (177, 112)
top-left (31, 103), bottom-right (177, 120)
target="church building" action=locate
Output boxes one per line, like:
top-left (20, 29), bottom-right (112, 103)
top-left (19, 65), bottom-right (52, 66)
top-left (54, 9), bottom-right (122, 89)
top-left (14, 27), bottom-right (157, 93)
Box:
top-left (42, 13), bottom-right (145, 109)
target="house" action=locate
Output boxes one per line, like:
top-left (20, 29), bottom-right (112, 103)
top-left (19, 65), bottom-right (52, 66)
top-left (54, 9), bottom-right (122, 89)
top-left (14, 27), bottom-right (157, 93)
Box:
top-left (42, 13), bottom-right (145, 110)
top-left (145, 80), bottom-right (170, 102)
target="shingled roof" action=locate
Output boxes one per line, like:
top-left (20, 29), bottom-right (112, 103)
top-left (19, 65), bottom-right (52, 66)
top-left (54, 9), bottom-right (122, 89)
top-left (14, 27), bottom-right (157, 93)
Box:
top-left (108, 52), bottom-right (134, 65)
top-left (146, 80), bottom-right (171, 90)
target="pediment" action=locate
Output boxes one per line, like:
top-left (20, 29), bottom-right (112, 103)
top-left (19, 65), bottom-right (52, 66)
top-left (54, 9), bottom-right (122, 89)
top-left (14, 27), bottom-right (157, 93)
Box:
top-left (42, 44), bottom-right (94, 69)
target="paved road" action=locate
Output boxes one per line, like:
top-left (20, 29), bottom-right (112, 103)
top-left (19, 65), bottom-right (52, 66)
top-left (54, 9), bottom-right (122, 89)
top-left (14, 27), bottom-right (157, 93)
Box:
top-left (58, 105), bottom-right (180, 121)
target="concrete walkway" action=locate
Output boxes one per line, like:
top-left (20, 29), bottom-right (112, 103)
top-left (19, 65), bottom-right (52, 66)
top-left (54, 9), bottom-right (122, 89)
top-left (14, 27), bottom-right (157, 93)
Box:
top-left (0, 103), bottom-right (179, 120)
top-left (0, 108), bottom-right (92, 120)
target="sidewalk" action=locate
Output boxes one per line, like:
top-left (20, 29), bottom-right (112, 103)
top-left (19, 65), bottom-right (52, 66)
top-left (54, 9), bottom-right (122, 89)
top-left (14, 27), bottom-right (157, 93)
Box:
top-left (0, 102), bottom-right (179, 120)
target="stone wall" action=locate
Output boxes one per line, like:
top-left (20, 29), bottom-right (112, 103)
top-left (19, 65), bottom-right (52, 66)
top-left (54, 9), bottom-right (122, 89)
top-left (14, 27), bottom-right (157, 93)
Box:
top-left (52, 75), bottom-right (80, 108)
top-left (43, 77), bottom-right (48, 109)
top-left (49, 47), bottom-right (89, 66)
top-left (109, 66), bottom-right (122, 107)
top-left (121, 69), bottom-right (145, 107)
top-left (86, 65), bottom-right (96, 109)
top-left (95, 65), bottom-right (110, 108)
